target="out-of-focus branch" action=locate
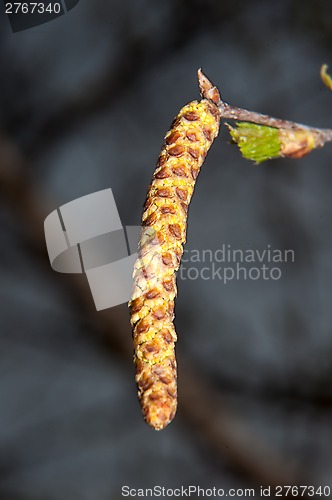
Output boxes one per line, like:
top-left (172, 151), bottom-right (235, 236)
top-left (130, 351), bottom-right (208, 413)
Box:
top-left (22, 1), bottom-right (204, 158)
top-left (0, 133), bottom-right (317, 494)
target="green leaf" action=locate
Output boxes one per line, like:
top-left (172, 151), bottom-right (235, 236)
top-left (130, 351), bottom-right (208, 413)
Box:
top-left (227, 122), bottom-right (281, 163)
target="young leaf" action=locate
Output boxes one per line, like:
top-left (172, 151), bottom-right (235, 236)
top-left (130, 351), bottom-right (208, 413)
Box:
top-left (227, 121), bottom-right (318, 163)
top-left (321, 64), bottom-right (332, 92)
top-left (226, 122), bottom-right (281, 163)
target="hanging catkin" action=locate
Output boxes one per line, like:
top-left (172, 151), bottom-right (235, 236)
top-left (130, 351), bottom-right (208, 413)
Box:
top-left (129, 70), bottom-right (221, 430)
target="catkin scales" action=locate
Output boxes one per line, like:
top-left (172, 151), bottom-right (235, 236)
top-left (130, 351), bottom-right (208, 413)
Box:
top-left (129, 73), bottom-right (220, 430)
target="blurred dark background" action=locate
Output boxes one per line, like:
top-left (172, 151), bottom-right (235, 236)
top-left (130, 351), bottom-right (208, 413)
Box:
top-left (1, 0), bottom-right (332, 498)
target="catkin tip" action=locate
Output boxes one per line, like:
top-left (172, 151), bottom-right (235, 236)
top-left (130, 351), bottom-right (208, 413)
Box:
top-left (143, 397), bottom-right (177, 431)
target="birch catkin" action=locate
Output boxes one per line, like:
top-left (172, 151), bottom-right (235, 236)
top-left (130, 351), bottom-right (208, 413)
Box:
top-left (129, 70), bottom-right (220, 430)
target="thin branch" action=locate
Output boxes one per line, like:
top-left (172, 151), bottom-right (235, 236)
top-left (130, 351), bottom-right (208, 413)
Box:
top-left (218, 103), bottom-right (332, 148)
top-left (198, 68), bottom-right (332, 150)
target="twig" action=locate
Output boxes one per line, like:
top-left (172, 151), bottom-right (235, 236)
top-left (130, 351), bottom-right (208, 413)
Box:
top-left (198, 68), bottom-right (332, 150)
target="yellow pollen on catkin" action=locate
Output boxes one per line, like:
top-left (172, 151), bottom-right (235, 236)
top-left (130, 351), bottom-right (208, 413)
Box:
top-left (129, 95), bottom-right (220, 431)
